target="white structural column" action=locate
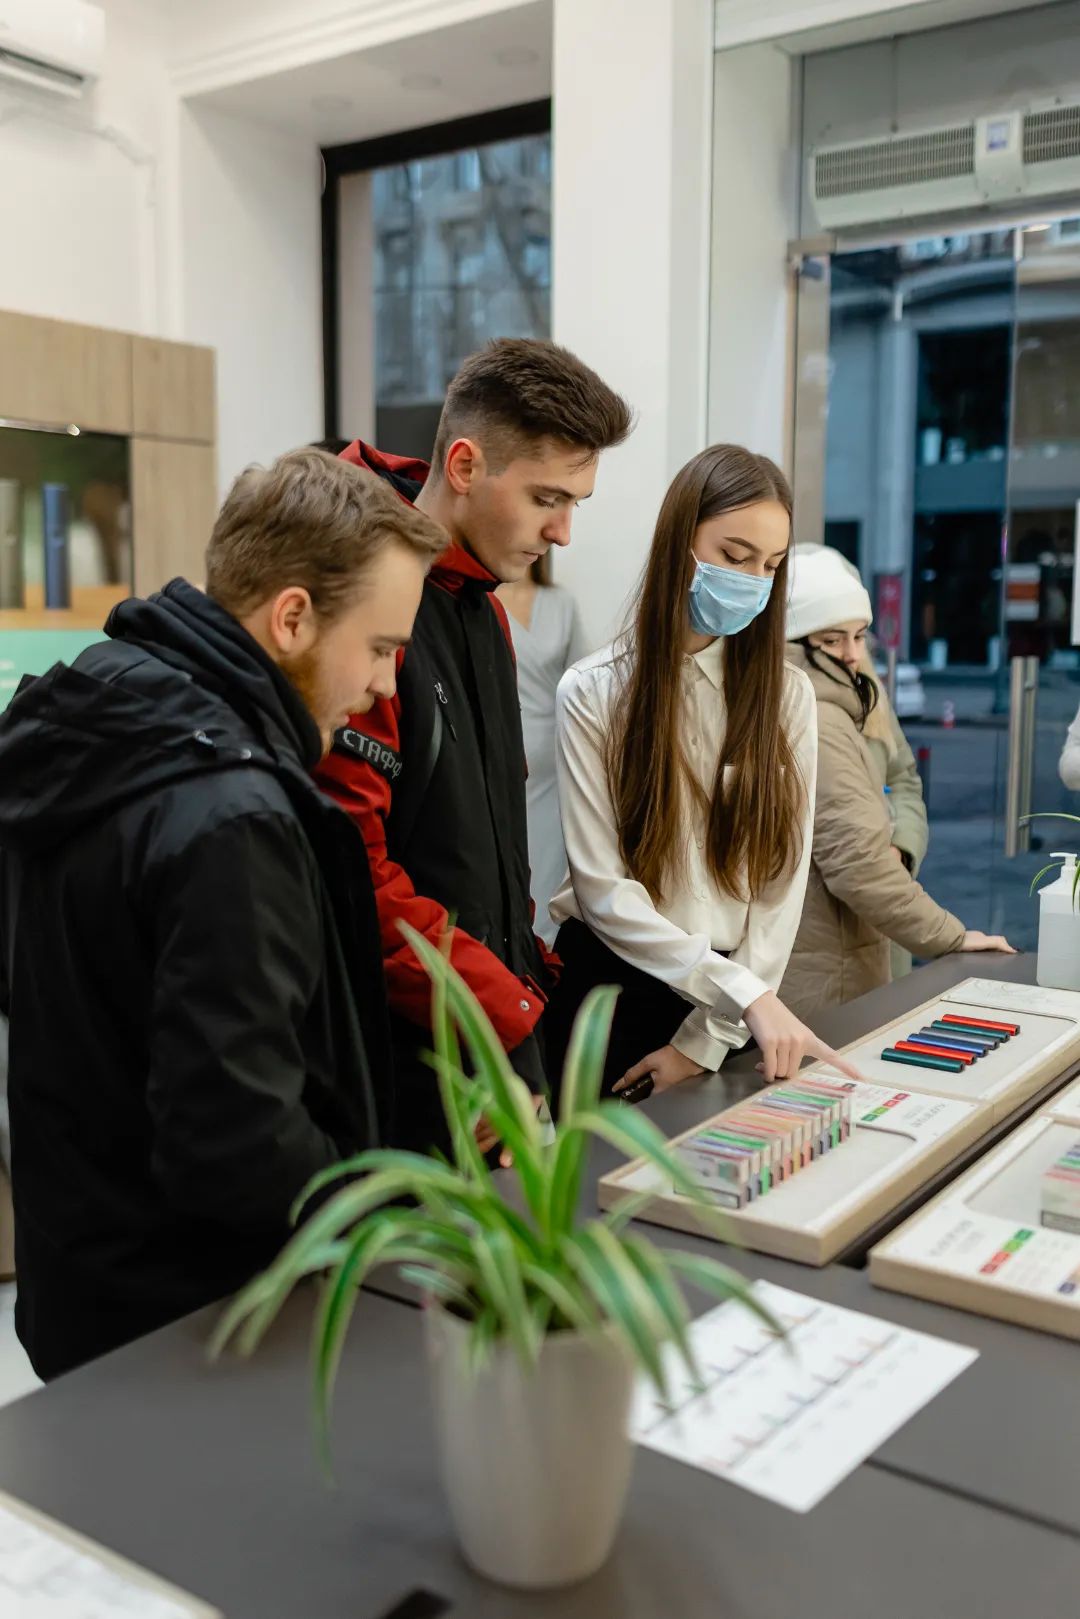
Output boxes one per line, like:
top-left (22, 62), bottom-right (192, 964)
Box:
top-left (550, 0), bottom-right (715, 651)
top-left (873, 310), bottom-right (919, 658)
top-left (707, 41), bottom-right (797, 470)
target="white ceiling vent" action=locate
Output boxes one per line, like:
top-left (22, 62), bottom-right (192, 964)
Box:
top-left (811, 101), bottom-right (1080, 231)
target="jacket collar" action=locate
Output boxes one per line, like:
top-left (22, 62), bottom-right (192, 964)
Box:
top-left (339, 440), bottom-right (497, 596)
top-left (786, 640), bottom-right (865, 720)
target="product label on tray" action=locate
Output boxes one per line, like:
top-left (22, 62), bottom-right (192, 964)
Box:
top-left (887, 1203), bottom-right (1080, 1303)
top-left (950, 979), bottom-right (1080, 1021)
top-left (813, 1077), bottom-right (974, 1141)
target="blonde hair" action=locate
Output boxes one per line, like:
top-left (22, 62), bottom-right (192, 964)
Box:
top-left (206, 448), bottom-right (446, 621)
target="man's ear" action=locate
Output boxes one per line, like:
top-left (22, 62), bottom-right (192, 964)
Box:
top-left (444, 437), bottom-right (485, 496)
top-left (266, 586), bottom-right (317, 655)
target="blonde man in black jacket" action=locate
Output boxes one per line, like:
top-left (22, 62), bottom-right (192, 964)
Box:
top-left (0, 449), bottom-right (445, 1379)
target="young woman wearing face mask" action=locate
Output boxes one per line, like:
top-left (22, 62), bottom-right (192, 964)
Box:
top-left (779, 544), bottom-right (1014, 1021)
top-left (544, 445), bottom-right (861, 1100)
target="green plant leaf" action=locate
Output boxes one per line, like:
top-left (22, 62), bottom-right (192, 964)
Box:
top-left (543, 987), bottom-right (620, 1243)
top-left (519, 1261), bottom-right (598, 1336)
top-left (1029, 861), bottom-right (1060, 897)
top-left (208, 1241), bottom-right (347, 1360)
top-left (562, 1224), bottom-right (668, 1393)
top-left (662, 1250), bottom-right (785, 1344)
top-left (401, 924), bottom-right (546, 1207)
top-left (468, 1304), bottom-right (500, 1376)
top-left (311, 1217), bottom-right (405, 1469)
top-left (397, 1266), bottom-right (473, 1311)
top-left (222, 1160), bottom-right (484, 1354)
top-left (469, 1225), bottom-right (540, 1366)
top-left (427, 1052), bottom-right (549, 1228)
top-left (619, 1232), bottom-right (697, 1380)
top-left (601, 1188), bottom-right (666, 1236)
top-left (558, 986), bottom-right (619, 1125)
top-left (290, 1147), bottom-right (476, 1227)
top-left (573, 1102), bottom-right (730, 1225)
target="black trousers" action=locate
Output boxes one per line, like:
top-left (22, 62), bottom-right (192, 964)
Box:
top-left (544, 918), bottom-right (689, 1105)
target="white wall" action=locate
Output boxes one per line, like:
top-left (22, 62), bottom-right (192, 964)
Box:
top-left (0, 0), bottom-right (168, 334)
top-left (550, 0), bottom-right (714, 651)
top-left (177, 103), bottom-right (323, 493)
top-left (0, 3), bottom-right (324, 499)
top-left (707, 42), bottom-right (797, 468)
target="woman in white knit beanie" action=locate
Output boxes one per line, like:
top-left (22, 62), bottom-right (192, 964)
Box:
top-left (780, 544), bottom-right (1013, 1018)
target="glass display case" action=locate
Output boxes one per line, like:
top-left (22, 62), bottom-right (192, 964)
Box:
top-left (0, 421), bottom-right (131, 626)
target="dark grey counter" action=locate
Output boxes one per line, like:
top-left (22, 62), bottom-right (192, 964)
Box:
top-left (0, 1286), bottom-right (1075, 1619)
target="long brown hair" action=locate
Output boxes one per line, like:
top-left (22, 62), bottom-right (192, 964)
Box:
top-left (605, 444), bottom-right (805, 904)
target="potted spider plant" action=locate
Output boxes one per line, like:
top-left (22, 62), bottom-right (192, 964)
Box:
top-left (212, 925), bottom-right (777, 1590)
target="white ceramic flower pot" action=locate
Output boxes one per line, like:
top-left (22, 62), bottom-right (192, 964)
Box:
top-left (424, 1305), bottom-right (635, 1589)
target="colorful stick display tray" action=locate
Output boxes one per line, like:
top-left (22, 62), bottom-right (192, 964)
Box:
top-left (828, 980), bottom-right (1080, 1119)
top-left (1041, 1137), bottom-right (1080, 1235)
top-left (871, 1114), bottom-right (1080, 1341)
top-left (599, 1078), bottom-right (984, 1266)
top-left (676, 1080), bottom-right (853, 1210)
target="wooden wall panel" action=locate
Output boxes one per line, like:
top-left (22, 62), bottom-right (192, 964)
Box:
top-left (131, 439), bottom-right (217, 597)
top-left (131, 337), bottom-right (216, 444)
top-left (0, 310), bottom-right (132, 434)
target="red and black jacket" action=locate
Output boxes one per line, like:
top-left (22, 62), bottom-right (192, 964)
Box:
top-left (316, 441), bottom-right (556, 1150)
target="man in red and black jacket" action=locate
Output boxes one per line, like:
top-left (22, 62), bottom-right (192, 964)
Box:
top-left (318, 339), bottom-right (632, 1152)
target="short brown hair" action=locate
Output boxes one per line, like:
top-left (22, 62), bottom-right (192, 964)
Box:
top-left (205, 447), bottom-right (446, 620)
top-left (431, 337), bottom-right (633, 476)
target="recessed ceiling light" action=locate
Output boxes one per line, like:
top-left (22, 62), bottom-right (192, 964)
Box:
top-left (311, 93), bottom-right (352, 113)
top-left (401, 71), bottom-right (442, 91)
top-left (495, 45), bottom-right (539, 67)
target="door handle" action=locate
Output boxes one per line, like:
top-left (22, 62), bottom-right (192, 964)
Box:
top-left (1004, 654), bottom-right (1038, 857)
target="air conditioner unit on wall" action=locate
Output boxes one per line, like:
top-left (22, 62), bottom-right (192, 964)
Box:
top-left (810, 100), bottom-right (1080, 231)
top-left (0, 0), bottom-right (104, 99)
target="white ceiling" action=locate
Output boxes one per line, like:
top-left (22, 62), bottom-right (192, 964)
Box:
top-left (191, 1), bottom-right (552, 147)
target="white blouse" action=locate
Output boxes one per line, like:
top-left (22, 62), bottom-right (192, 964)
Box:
top-left (550, 636), bottom-right (817, 1072)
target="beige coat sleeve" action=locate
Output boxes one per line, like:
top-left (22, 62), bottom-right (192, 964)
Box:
top-left (813, 707), bottom-right (965, 959)
top-left (885, 709), bottom-right (929, 874)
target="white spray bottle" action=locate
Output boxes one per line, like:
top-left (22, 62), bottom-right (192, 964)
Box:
top-left (1036, 852), bottom-right (1080, 991)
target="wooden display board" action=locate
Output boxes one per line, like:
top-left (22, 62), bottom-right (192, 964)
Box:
top-left (826, 977), bottom-right (1080, 1121)
top-left (598, 978), bottom-right (1080, 1267)
top-left (1046, 1076), bottom-right (1080, 1126)
top-left (870, 1113), bottom-right (1080, 1341)
top-left (600, 1080), bottom-right (987, 1265)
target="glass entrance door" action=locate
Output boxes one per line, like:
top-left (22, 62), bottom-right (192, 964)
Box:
top-left (790, 218), bottom-right (1080, 951)
top-left (989, 222), bottom-right (1080, 945)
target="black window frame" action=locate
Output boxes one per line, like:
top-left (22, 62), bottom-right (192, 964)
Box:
top-left (321, 98), bottom-right (552, 440)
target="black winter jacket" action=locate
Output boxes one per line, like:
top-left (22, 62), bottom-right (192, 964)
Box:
top-left (0, 581), bottom-right (390, 1379)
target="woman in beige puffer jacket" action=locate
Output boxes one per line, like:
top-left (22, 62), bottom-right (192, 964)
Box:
top-left (779, 546), bottom-right (1013, 1021)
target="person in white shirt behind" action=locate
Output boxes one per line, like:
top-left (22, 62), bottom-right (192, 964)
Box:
top-left (545, 444), bottom-right (860, 1101)
top-left (1059, 699), bottom-right (1080, 792)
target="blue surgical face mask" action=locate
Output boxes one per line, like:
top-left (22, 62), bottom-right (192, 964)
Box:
top-left (688, 559), bottom-right (773, 638)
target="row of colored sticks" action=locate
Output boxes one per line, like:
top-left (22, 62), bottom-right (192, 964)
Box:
top-left (881, 1013), bottom-right (1020, 1074)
